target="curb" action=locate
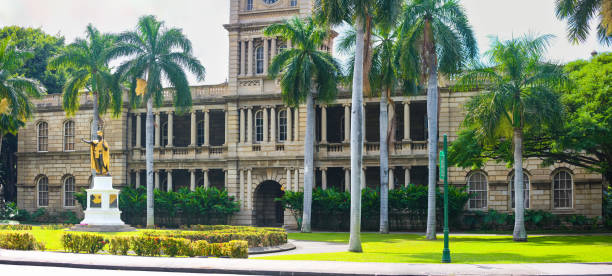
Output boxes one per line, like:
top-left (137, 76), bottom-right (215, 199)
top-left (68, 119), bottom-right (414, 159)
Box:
top-left (249, 242), bottom-right (297, 255)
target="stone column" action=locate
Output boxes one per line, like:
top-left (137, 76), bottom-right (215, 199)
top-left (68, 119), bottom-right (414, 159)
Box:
top-left (263, 107), bottom-right (269, 142)
top-left (389, 167), bottom-right (395, 190)
top-left (405, 166), bottom-right (411, 187)
top-left (263, 38), bottom-right (269, 74)
top-left (247, 38), bottom-right (254, 76)
top-left (288, 39), bottom-right (292, 49)
top-left (361, 167), bottom-right (366, 190)
top-left (190, 169), bottom-right (196, 191)
top-left (344, 168), bottom-right (350, 192)
top-left (362, 104), bottom-right (366, 142)
top-left (239, 108), bottom-right (245, 143)
top-left (404, 101), bottom-right (410, 141)
top-left (154, 170), bottom-right (159, 189)
top-left (321, 167), bottom-right (327, 190)
top-left (270, 106), bottom-right (276, 142)
top-left (204, 110), bottom-right (210, 146)
top-left (271, 37), bottom-right (277, 61)
top-left (224, 169), bottom-right (228, 189)
top-left (344, 104), bottom-right (350, 143)
top-left (190, 110), bottom-right (196, 146)
top-left (240, 40), bottom-right (246, 76)
top-left (247, 107), bottom-right (253, 143)
top-left (136, 113), bottom-right (142, 148)
top-left (321, 105), bottom-right (327, 143)
top-left (287, 107), bottom-right (293, 142)
top-left (135, 170), bottom-right (141, 188)
top-left (203, 169), bottom-right (209, 188)
top-left (167, 170), bottom-right (173, 192)
top-left (167, 111), bottom-right (174, 147)
top-left (127, 114), bottom-right (133, 149)
top-left (286, 168), bottom-right (292, 192)
top-left (294, 106), bottom-right (299, 141)
top-left (239, 169), bottom-right (245, 209)
top-left (247, 168), bottom-right (252, 209)
top-left (294, 168), bottom-right (299, 191)
top-left (154, 112), bottom-right (161, 147)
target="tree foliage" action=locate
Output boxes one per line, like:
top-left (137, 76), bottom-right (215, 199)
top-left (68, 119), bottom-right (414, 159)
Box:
top-left (555, 0), bottom-right (612, 45)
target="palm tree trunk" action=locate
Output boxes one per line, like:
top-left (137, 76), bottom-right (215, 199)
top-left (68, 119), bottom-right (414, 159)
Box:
top-left (349, 15), bottom-right (365, 253)
top-left (146, 97), bottom-right (155, 227)
top-left (91, 91), bottom-right (99, 140)
top-left (379, 91), bottom-right (389, 234)
top-left (301, 93), bottom-right (315, 233)
top-left (424, 20), bottom-right (439, 241)
top-left (513, 127), bottom-right (527, 241)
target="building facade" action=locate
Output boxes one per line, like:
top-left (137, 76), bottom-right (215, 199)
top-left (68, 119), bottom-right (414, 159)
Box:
top-left (16, 0), bottom-right (603, 227)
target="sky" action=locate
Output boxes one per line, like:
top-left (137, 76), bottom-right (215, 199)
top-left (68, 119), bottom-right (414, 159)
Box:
top-left (0, 0), bottom-right (610, 86)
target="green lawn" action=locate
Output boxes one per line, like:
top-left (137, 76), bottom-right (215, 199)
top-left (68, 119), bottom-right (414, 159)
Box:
top-left (254, 233), bottom-right (612, 263)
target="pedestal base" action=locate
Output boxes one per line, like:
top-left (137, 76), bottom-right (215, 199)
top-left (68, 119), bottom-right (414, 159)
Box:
top-left (75, 176), bottom-right (134, 232)
top-left (69, 224), bottom-right (136, 232)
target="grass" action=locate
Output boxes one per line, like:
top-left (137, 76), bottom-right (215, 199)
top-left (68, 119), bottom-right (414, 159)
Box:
top-left (253, 232), bottom-right (612, 263)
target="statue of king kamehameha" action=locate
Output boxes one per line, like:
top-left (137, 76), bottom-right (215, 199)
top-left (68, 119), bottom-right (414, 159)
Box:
top-left (82, 130), bottom-right (110, 176)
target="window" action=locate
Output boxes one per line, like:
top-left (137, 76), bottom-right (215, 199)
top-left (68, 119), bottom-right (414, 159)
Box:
top-left (37, 121), bottom-right (48, 152)
top-left (246, 0), bottom-right (253, 10)
top-left (290, 0), bottom-right (297, 6)
top-left (553, 170), bottom-right (573, 208)
top-left (162, 122), bottom-right (168, 146)
top-left (64, 176), bottom-right (75, 207)
top-left (263, 0), bottom-right (278, 4)
top-left (510, 172), bottom-right (530, 209)
top-left (278, 44), bottom-right (286, 54)
top-left (468, 172), bottom-right (488, 209)
top-left (37, 176), bottom-right (49, 207)
top-left (255, 110), bottom-right (264, 142)
top-left (197, 120), bottom-right (205, 146)
top-left (64, 120), bottom-right (75, 151)
top-left (278, 109), bottom-right (287, 141)
top-left (256, 46), bottom-right (264, 74)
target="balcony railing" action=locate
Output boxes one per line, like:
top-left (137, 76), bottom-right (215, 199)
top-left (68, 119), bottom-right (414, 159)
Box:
top-left (131, 145), bottom-right (227, 160)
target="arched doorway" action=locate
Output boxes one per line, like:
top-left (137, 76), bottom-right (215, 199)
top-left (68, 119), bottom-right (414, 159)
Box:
top-left (254, 180), bottom-right (284, 227)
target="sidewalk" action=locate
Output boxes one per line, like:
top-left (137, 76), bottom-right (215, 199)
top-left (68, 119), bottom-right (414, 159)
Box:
top-left (1, 244), bottom-right (611, 275)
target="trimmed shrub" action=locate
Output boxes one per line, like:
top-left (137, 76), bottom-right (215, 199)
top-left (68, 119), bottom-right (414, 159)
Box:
top-left (160, 237), bottom-right (191, 257)
top-left (108, 237), bottom-right (131, 255)
top-left (227, 240), bottom-right (248, 258)
top-left (187, 240), bottom-right (210, 257)
top-left (210, 243), bottom-right (227, 257)
top-left (0, 232), bottom-right (44, 250)
top-left (40, 224), bottom-right (73, 230)
top-left (0, 224), bottom-right (33, 230)
top-left (130, 236), bottom-right (162, 256)
top-left (145, 227), bottom-right (287, 248)
top-left (61, 233), bottom-right (107, 254)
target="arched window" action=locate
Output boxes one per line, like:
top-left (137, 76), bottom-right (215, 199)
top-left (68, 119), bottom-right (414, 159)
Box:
top-left (64, 176), bottom-right (75, 207)
top-left (64, 120), bottom-right (75, 151)
top-left (246, 0), bottom-right (253, 10)
top-left (37, 121), bottom-right (48, 152)
top-left (256, 46), bottom-right (264, 74)
top-left (162, 122), bottom-right (168, 146)
top-left (255, 110), bottom-right (264, 142)
top-left (197, 120), bottom-right (205, 146)
top-left (37, 176), bottom-right (49, 207)
top-left (510, 172), bottom-right (530, 209)
top-left (467, 172), bottom-right (488, 209)
top-left (278, 109), bottom-right (287, 142)
top-left (553, 170), bottom-right (573, 208)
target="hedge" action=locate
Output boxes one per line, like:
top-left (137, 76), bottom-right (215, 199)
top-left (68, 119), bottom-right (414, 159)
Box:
top-left (62, 233), bottom-right (107, 254)
top-left (0, 225), bottom-right (32, 230)
top-left (0, 232), bottom-right (45, 250)
top-left (145, 226), bottom-right (287, 248)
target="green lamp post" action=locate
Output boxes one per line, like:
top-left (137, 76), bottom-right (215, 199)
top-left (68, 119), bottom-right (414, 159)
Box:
top-left (440, 134), bottom-right (451, 263)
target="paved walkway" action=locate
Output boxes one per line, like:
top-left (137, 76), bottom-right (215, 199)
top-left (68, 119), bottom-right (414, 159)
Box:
top-left (1, 244), bottom-right (611, 275)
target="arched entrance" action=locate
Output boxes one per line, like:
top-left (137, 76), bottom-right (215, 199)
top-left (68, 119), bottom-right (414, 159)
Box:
top-left (254, 180), bottom-right (284, 227)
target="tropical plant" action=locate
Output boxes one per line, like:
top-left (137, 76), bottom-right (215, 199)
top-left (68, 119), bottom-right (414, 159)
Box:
top-left (555, 0), bottom-right (612, 45)
top-left (110, 15), bottom-right (206, 227)
top-left (401, 0), bottom-right (478, 240)
top-left (453, 34), bottom-right (568, 241)
top-left (0, 38), bottom-right (46, 153)
top-left (264, 17), bottom-right (341, 233)
top-left (48, 24), bottom-right (121, 140)
top-left (315, 0), bottom-right (402, 252)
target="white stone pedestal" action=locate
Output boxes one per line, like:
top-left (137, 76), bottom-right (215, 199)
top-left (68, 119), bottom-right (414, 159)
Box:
top-left (71, 176), bottom-right (135, 232)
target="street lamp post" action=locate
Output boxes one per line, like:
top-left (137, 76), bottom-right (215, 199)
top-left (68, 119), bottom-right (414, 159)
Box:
top-left (441, 134), bottom-right (451, 263)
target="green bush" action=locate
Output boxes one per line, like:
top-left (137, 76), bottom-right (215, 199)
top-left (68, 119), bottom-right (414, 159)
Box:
top-left (130, 236), bottom-right (162, 256)
top-left (186, 240), bottom-right (210, 257)
top-left (146, 226), bottom-right (287, 248)
top-left (0, 224), bottom-right (33, 230)
top-left (0, 232), bottom-right (45, 250)
top-left (0, 202), bottom-right (19, 220)
top-left (39, 224), bottom-right (73, 230)
top-left (210, 243), bottom-right (227, 257)
top-left (160, 237), bottom-right (191, 257)
top-left (108, 237), bottom-right (131, 255)
top-left (61, 233), bottom-right (107, 254)
top-left (227, 240), bottom-right (248, 258)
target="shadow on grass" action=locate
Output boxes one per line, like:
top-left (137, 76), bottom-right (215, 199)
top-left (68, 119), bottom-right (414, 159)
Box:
top-left (390, 252), bottom-right (585, 263)
top-left (450, 235), bottom-right (612, 246)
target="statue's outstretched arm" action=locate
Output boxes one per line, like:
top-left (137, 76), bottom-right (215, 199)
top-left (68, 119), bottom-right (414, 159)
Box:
top-left (81, 138), bottom-right (93, 144)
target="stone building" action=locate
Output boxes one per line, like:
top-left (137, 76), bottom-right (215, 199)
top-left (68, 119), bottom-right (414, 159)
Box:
top-left (16, 0), bottom-right (603, 227)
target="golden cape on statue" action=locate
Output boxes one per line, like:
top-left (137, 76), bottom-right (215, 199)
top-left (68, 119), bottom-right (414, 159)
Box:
top-left (82, 130), bottom-right (110, 175)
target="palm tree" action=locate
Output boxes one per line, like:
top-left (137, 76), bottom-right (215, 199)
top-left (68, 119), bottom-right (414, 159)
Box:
top-left (48, 24), bottom-right (121, 141)
top-left (264, 16), bottom-right (341, 233)
top-left (0, 38), bottom-right (46, 153)
top-left (455, 34), bottom-right (567, 241)
top-left (315, 0), bottom-right (402, 252)
top-left (401, 0), bottom-right (478, 240)
top-left (555, 0), bottom-right (612, 45)
top-left (109, 15), bottom-right (206, 227)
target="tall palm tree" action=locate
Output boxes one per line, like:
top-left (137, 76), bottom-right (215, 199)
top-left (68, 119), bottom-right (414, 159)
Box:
top-left (264, 16), bottom-right (341, 233)
top-left (0, 38), bottom-right (46, 153)
top-left (48, 24), bottom-right (121, 141)
top-left (455, 34), bottom-right (567, 241)
top-left (401, 0), bottom-right (478, 240)
top-left (109, 15), bottom-right (205, 227)
top-left (555, 0), bottom-right (612, 45)
top-left (315, 0), bottom-right (402, 252)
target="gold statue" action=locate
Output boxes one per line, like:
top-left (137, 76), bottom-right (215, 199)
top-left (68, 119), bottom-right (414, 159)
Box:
top-left (82, 130), bottom-right (110, 176)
